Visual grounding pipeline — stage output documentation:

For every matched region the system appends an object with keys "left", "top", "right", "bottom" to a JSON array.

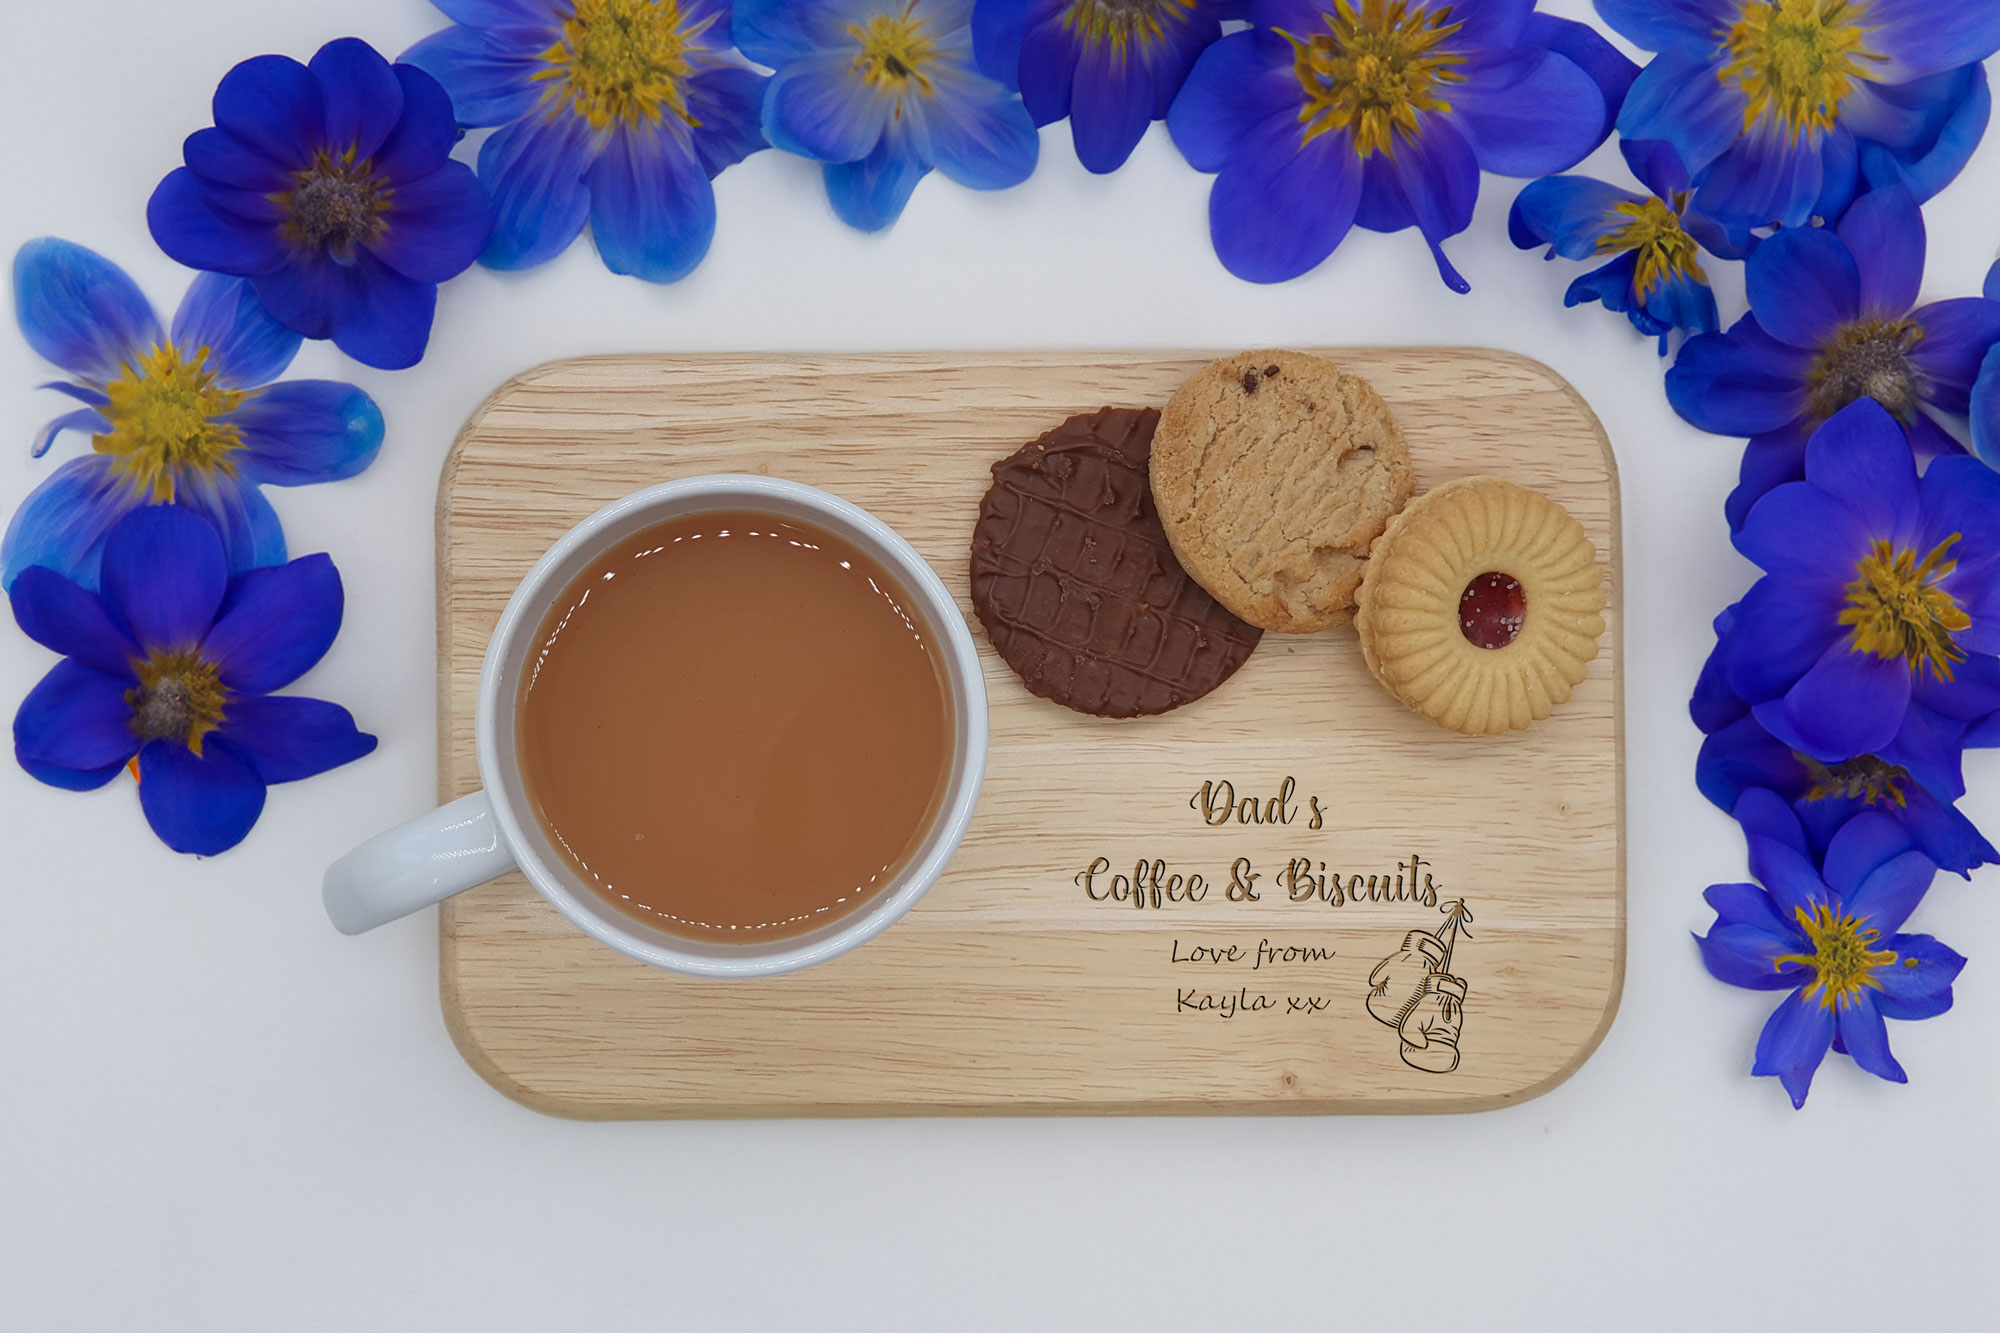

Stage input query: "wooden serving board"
[{"left": 437, "top": 350, "right": 1623, "bottom": 1118}]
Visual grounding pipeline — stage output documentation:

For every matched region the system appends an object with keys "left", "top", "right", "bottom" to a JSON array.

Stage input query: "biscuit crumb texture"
[
  {"left": 1151, "top": 350, "right": 1414, "bottom": 633},
  {"left": 1355, "top": 477, "right": 1607, "bottom": 736}
]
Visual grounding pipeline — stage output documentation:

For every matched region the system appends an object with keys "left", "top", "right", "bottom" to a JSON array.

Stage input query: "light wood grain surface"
[{"left": 436, "top": 349, "right": 1624, "bottom": 1118}]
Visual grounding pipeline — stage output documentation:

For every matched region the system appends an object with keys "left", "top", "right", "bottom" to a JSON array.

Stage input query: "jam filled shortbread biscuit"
[
  {"left": 971, "top": 407, "right": 1264, "bottom": 718},
  {"left": 1150, "top": 350, "right": 1415, "bottom": 633},
  {"left": 1355, "top": 477, "right": 1607, "bottom": 735}
]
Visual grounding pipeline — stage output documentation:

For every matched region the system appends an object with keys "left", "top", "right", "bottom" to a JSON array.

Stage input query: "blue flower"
[
  {"left": 10, "top": 506, "right": 376, "bottom": 855},
  {"left": 4, "top": 239, "right": 383, "bottom": 593},
  {"left": 1974, "top": 261, "right": 2000, "bottom": 470},
  {"left": 147, "top": 38, "right": 494, "bottom": 370},
  {"left": 970, "top": 0, "right": 1236, "bottom": 173},
  {"left": 1693, "top": 603, "right": 2000, "bottom": 876},
  {"left": 1696, "top": 793, "right": 1962, "bottom": 1108},
  {"left": 1163, "top": 1, "right": 1626, "bottom": 289},
  {"left": 735, "top": 0, "right": 1042, "bottom": 231},
  {"left": 402, "top": 0, "right": 768, "bottom": 281},
  {"left": 1665, "top": 185, "right": 2000, "bottom": 529},
  {"left": 1597, "top": 0, "right": 1999, "bottom": 237},
  {"left": 1715, "top": 398, "right": 2000, "bottom": 766},
  {"left": 1509, "top": 139, "right": 1722, "bottom": 353}
]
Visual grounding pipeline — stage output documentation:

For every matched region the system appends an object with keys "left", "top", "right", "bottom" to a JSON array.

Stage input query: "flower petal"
[
  {"left": 171, "top": 473, "right": 288, "bottom": 580},
  {"left": 1751, "top": 989, "right": 1834, "bottom": 1107},
  {"left": 399, "top": 24, "right": 544, "bottom": 127},
  {"left": 1665, "top": 316, "right": 1813, "bottom": 435},
  {"left": 1722, "top": 573, "right": 1842, "bottom": 704},
  {"left": 182, "top": 127, "right": 293, "bottom": 192},
  {"left": 1617, "top": 49, "right": 1745, "bottom": 178},
  {"left": 211, "top": 53, "right": 324, "bottom": 167},
  {"left": 12, "top": 238, "right": 161, "bottom": 382},
  {"left": 686, "top": 67, "right": 772, "bottom": 177},
  {"left": 373, "top": 63, "right": 464, "bottom": 181},
  {"left": 1834, "top": 992, "right": 1905, "bottom": 1083},
  {"left": 1746, "top": 225, "right": 1862, "bottom": 349},
  {"left": 1507, "top": 175, "right": 1640, "bottom": 260},
  {"left": 201, "top": 553, "right": 343, "bottom": 694},
  {"left": 226, "top": 381, "right": 384, "bottom": 486},
  {"left": 732, "top": 0, "right": 820, "bottom": 66},
  {"left": 1755, "top": 642, "right": 1911, "bottom": 763},
  {"left": 1747, "top": 832, "right": 1827, "bottom": 920},
  {"left": 1068, "top": 42, "right": 1156, "bottom": 174},
  {"left": 146, "top": 169, "right": 291, "bottom": 277},
  {"left": 1911, "top": 298, "right": 2000, "bottom": 410},
  {"left": 822, "top": 131, "right": 931, "bottom": 231},
  {"left": 31, "top": 408, "right": 110, "bottom": 461},
  {"left": 972, "top": 0, "right": 1031, "bottom": 89},
  {"left": 372, "top": 160, "right": 492, "bottom": 283},
  {"left": 136, "top": 735, "right": 267, "bottom": 856},
  {"left": 1873, "top": 933, "right": 1965, "bottom": 1018},
  {"left": 1859, "top": 0, "right": 2000, "bottom": 83},
  {"left": 0, "top": 455, "right": 143, "bottom": 593},
  {"left": 219, "top": 694, "right": 377, "bottom": 784},
  {"left": 9, "top": 566, "right": 138, "bottom": 677},
  {"left": 170, "top": 273, "right": 300, "bottom": 390},
  {"left": 1973, "top": 345, "right": 2000, "bottom": 469},
  {"left": 1857, "top": 64, "right": 1990, "bottom": 204},
  {"left": 1843, "top": 849, "right": 1936, "bottom": 937},
  {"left": 765, "top": 53, "right": 891, "bottom": 163},
  {"left": 1526, "top": 14, "right": 1639, "bottom": 141},
  {"left": 1733, "top": 482, "right": 1874, "bottom": 584},
  {"left": 1698, "top": 921, "right": 1810, "bottom": 991},
  {"left": 1821, "top": 809, "right": 1916, "bottom": 895},
  {"left": 1013, "top": 14, "right": 1080, "bottom": 122},
  {"left": 587, "top": 124, "right": 717, "bottom": 283},
  {"left": 1835, "top": 185, "right": 1923, "bottom": 319},
  {"left": 12, "top": 659, "right": 140, "bottom": 772},
  {"left": 476, "top": 111, "right": 596, "bottom": 271},
  {"left": 428, "top": 0, "right": 560, "bottom": 27},
  {"left": 1725, "top": 424, "right": 1811, "bottom": 534},
  {"left": 99, "top": 505, "right": 227, "bottom": 652},
  {"left": 1167, "top": 30, "right": 1299, "bottom": 175},
  {"left": 1800, "top": 399, "right": 1921, "bottom": 538},
  {"left": 1695, "top": 715, "right": 1801, "bottom": 812},
  {"left": 1452, "top": 48, "right": 1607, "bottom": 178},
  {"left": 18, "top": 751, "right": 127, "bottom": 792},
  {"left": 1705, "top": 876, "right": 1796, "bottom": 936},
  {"left": 1207, "top": 125, "right": 1361, "bottom": 285},
  {"left": 912, "top": 66, "right": 1040, "bottom": 189},
  {"left": 1358, "top": 116, "right": 1478, "bottom": 290},
  {"left": 1592, "top": 0, "right": 1733, "bottom": 54},
  {"left": 1694, "top": 122, "right": 1830, "bottom": 231},
  {"left": 329, "top": 254, "right": 438, "bottom": 371},
  {"left": 309, "top": 38, "right": 406, "bottom": 161}
]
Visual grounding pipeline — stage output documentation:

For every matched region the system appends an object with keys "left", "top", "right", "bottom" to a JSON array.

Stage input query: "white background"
[{"left": 4, "top": 2, "right": 1997, "bottom": 1328}]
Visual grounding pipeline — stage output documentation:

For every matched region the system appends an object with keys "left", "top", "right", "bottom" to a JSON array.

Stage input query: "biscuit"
[
  {"left": 1354, "top": 477, "right": 1607, "bottom": 736},
  {"left": 1150, "top": 350, "right": 1415, "bottom": 633},
  {"left": 970, "top": 407, "right": 1263, "bottom": 718}
]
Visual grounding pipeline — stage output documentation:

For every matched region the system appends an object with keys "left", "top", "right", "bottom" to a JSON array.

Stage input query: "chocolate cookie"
[
  {"left": 971, "top": 408, "right": 1263, "bottom": 718},
  {"left": 1151, "top": 350, "right": 1415, "bottom": 633}
]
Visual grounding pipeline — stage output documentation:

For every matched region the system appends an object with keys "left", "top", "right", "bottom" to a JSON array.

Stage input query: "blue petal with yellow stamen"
[
  {"left": 149, "top": 38, "right": 491, "bottom": 369},
  {"left": 1597, "top": 0, "right": 2000, "bottom": 233},
  {"left": 1168, "top": 0, "right": 1621, "bottom": 288},
  {"left": 9, "top": 507, "right": 375, "bottom": 856},
  {"left": 739, "top": 0, "right": 1037, "bottom": 231},
  {"left": 973, "top": 0, "right": 1234, "bottom": 173},
  {"left": 3, "top": 239, "right": 383, "bottom": 591},
  {"left": 405, "top": 0, "right": 769, "bottom": 275},
  {"left": 1696, "top": 799, "right": 1958, "bottom": 1109}
]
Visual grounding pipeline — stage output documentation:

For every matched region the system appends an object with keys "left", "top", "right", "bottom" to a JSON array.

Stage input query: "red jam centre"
[{"left": 1459, "top": 571, "right": 1525, "bottom": 649}]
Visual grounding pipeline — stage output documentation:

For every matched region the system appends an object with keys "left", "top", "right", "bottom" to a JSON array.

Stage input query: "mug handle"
[{"left": 322, "top": 790, "right": 519, "bottom": 934}]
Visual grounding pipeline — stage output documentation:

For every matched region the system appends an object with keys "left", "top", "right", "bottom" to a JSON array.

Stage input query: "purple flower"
[
  {"left": 1509, "top": 139, "right": 1722, "bottom": 353},
  {"left": 1665, "top": 185, "right": 2000, "bottom": 528},
  {"left": 972, "top": 0, "right": 1237, "bottom": 173},
  {"left": 1165, "top": 1, "right": 1626, "bottom": 289},
  {"left": 1717, "top": 398, "right": 2000, "bottom": 765},
  {"left": 4, "top": 239, "right": 382, "bottom": 593},
  {"left": 147, "top": 38, "right": 494, "bottom": 370},
  {"left": 1697, "top": 792, "right": 1962, "bottom": 1108},
  {"left": 402, "top": 0, "right": 767, "bottom": 281},
  {"left": 1597, "top": 0, "right": 1999, "bottom": 237},
  {"left": 736, "top": 0, "right": 1039, "bottom": 232},
  {"left": 11, "top": 506, "right": 376, "bottom": 855}
]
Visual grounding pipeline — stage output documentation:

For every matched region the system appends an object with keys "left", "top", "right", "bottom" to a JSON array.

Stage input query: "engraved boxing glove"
[
  {"left": 1366, "top": 929, "right": 1447, "bottom": 1030},
  {"left": 1397, "top": 972, "right": 1466, "bottom": 1074}
]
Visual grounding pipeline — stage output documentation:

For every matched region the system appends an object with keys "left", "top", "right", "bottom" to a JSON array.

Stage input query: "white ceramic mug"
[{"left": 322, "top": 475, "right": 989, "bottom": 977}]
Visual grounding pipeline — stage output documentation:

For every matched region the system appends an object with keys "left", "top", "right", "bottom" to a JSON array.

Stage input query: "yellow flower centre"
[
  {"left": 1719, "top": 0, "right": 1879, "bottom": 139},
  {"left": 276, "top": 149, "right": 391, "bottom": 262},
  {"left": 851, "top": 8, "right": 938, "bottom": 97},
  {"left": 537, "top": 0, "right": 704, "bottom": 130},
  {"left": 1061, "top": 0, "right": 1194, "bottom": 56},
  {"left": 1799, "top": 753, "right": 1909, "bottom": 807},
  {"left": 1773, "top": 902, "right": 1895, "bottom": 1009},
  {"left": 1840, "top": 536, "right": 1971, "bottom": 678},
  {"left": 127, "top": 649, "right": 228, "bottom": 754},
  {"left": 1808, "top": 317, "right": 1926, "bottom": 423},
  {"left": 1289, "top": 0, "right": 1465, "bottom": 158},
  {"left": 1597, "top": 196, "right": 1707, "bottom": 301},
  {"left": 95, "top": 345, "right": 245, "bottom": 504}
]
